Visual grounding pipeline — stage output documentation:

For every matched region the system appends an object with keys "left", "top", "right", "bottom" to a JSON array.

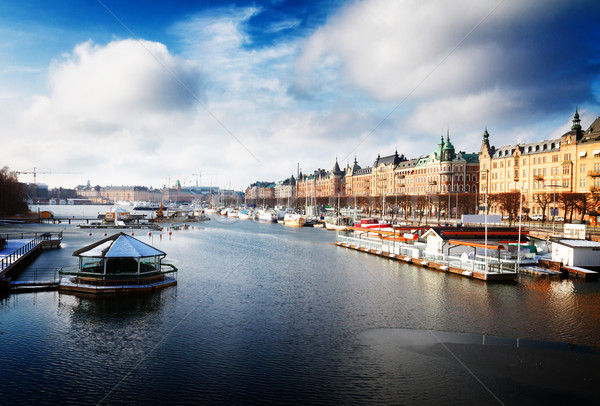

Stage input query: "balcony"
[{"left": 588, "top": 170, "right": 600, "bottom": 178}]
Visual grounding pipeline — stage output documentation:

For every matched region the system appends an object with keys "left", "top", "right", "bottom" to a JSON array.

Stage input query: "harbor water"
[{"left": 1, "top": 205, "right": 599, "bottom": 405}]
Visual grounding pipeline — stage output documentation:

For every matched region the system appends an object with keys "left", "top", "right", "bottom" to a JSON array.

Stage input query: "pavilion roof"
[{"left": 73, "top": 232, "right": 166, "bottom": 258}]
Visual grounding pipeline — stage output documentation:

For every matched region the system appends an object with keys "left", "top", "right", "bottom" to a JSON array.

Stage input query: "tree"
[
  {"left": 558, "top": 192, "right": 580, "bottom": 223},
  {"left": 533, "top": 192, "right": 553, "bottom": 222},
  {"left": 0, "top": 166, "right": 29, "bottom": 216},
  {"left": 497, "top": 192, "right": 524, "bottom": 226}
]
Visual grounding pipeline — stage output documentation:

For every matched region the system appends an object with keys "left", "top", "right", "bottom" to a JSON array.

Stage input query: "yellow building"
[{"left": 479, "top": 110, "right": 600, "bottom": 219}]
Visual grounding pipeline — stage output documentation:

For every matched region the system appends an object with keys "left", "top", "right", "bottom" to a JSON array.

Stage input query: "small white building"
[{"left": 551, "top": 239, "right": 600, "bottom": 267}]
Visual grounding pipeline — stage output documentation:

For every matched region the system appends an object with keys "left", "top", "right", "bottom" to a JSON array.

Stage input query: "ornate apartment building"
[
  {"left": 246, "top": 133, "right": 479, "bottom": 212},
  {"left": 479, "top": 110, "right": 600, "bottom": 216}
]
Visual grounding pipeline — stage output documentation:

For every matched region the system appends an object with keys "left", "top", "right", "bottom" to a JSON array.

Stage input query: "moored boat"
[
  {"left": 283, "top": 213, "right": 305, "bottom": 227},
  {"left": 358, "top": 218, "right": 392, "bottom": 229},
  {"left": 257, "top": 209, "right": 277, "bottom": 223}
]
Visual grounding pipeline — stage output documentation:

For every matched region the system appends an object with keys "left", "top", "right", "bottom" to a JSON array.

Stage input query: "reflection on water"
[{"left": 1, "top": 212, "right": 600, "bottom": 405}]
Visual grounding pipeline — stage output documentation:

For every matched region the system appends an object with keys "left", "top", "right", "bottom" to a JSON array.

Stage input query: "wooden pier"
[{"left": 0, "top": 232, "right": 63, "bottom": 291}]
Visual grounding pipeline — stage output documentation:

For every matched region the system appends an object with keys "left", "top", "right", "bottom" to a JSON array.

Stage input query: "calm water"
[{"left": 1, "top": 206, "right": 600, "bottom": 405}]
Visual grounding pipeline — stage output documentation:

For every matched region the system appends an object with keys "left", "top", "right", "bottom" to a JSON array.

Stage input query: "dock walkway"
[
  {"left": 336, "top": 233, "right": 519, "bottom": 282},
  {"left": 0, "top": 232, "right": 63, "bottom": 289}
]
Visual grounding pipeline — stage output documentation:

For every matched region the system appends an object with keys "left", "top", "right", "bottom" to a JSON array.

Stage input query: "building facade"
[{"left": 479, "top": 110, "right": 600, "bottom": 218}]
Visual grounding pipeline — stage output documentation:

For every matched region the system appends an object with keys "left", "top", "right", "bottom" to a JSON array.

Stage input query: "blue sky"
[{"left": 1, "top": 0, "right": 600, "bottom": 190}]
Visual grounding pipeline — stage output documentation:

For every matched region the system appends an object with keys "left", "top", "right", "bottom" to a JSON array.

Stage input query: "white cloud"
[{"left": 26, "top": 39, "right": 201, "bottom": 129}]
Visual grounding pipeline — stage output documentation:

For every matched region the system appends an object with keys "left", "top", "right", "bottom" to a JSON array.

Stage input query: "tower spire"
[{"left": 571, "top": 107, "right": 581, "bottom": 131}]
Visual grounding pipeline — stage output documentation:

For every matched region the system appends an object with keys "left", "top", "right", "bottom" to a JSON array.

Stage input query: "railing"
[
  {"left": 59, "top": 262, "right": 178, "bottom": 279},
  {"left": 0, "top": 231, "right": 63, "bottom": 241},
  {"left": 0, "top": 236, "right": 41, "bottom": 271},
  {"left": 9, "top": 268, "right": 62, "bottom": 285},
  {"left": 336, "top": 234, "right": 519, "bottom": 275}
]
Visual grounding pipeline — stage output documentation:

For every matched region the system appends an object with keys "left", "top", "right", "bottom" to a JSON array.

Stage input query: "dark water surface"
[{"left": 1, "top": 215, "right": 600, "bottom": 405}]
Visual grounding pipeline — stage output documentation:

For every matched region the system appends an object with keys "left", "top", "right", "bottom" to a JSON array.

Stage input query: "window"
[
  {"left": 580, "top": 164, "right": 586, "bottom": 174},
  {"left": 563, "top": 179, "right": 570, "bottom": 188},
  {"left": 543, "top": 168, "right": 547, "bottom": 176},
  {"left": 493, "top": 163, "right": 497, "bottom": 169},
  {"left": 523, "top": 158, "right": 528, "bottom": 165},
  {"left": 523, "top": 169, "right": 527, "bottom": 177},
  {"left": 543, "top": 156, "right": 547, "bottom": 163},
  {"left": 580, "top": 178, "right": 586, "bottom": 188},
  {"left": 523, "top": 181, "right": 528, "bottom": 189},
  {"left": 563, "top": 166, "right": 570, "bottom": 175},
  {"left": 564, "top": 153, "right": 571, "bottom": 161},
  {"left": 552, "top": 154, "right": 559, "bottom": 162}
]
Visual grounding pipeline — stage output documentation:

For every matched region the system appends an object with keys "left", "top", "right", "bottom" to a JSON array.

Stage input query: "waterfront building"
[
  {"left": 344, "top": 157, "right": 371, "bottom": 197},
  {"left": 479, "top": 110, "right": 600, "bottom": 220},
  {"left": 60, "top": 232, "right": 177, "bottom": 294},
  {"left": 296, "top": 160, "right": 345, "bottom": 203},
  {"left": 247, "top": 132, "right": 480, "bottom": 216}
]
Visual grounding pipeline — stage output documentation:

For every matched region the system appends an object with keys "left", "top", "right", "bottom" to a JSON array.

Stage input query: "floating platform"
[
  {"left": 336, "top": 240, "right": 517, "bottom": 282},
  {"left": 78, "top": 223, "right": 162, "bottom": 230},
  {"left": 59, "top": 275, "right": 177, "bottom": 295},
  {"left": 519, "top": 266, "right": 562, "bottom": 278}
]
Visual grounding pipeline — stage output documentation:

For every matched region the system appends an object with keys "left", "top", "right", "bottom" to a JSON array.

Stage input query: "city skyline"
[{"left": 1, "top": 0, "right": 600, "bottom": 190}]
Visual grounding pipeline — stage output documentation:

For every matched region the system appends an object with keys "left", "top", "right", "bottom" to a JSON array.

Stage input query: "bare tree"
[
  {"left": 533, "top": 192, "right": 553, "bottom": 222},
  {"left": 0, "top": 166, "right": 29, "bottom": 216},
  {"left": 497, "top": 192, "right": 523, "bottom": 226},
  {"left": 558, "top": 192, "right": 580, "bottom": 223}
]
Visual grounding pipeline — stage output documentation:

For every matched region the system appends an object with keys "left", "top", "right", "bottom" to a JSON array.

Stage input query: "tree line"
[{"left": 0, "top": 166, "right": 29, "bottom": 216}]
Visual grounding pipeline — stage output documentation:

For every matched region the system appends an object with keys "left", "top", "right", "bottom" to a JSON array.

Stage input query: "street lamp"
[{"left": 545, "top": 182, "right": 566, "bottom": 233}]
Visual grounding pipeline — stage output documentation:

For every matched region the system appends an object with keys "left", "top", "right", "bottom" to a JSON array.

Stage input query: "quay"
[
  {"left": 336, "top": 228, "right": 527, "bottom": 282},
  {"left": 0, "top": 232, "right": 63, "bottom": 291}
]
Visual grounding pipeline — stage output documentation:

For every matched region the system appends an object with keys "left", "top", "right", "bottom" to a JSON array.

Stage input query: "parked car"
[
  {"left": 554, "top": 216, "right": 564, "bottom": 222},
  {"left": 531, "top": 214, "right": 544, "bottom": 221}
]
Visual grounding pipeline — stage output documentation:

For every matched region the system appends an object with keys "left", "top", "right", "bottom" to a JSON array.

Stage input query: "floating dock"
[
  {"left": 335, "top": 234, "right": 518, "bottom": 282},
  {"left": 0, "top": 232, "right": 63, "bottom": 291}
]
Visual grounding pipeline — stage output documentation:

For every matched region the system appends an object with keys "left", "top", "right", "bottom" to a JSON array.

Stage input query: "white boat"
[
  {"left": 283, "top": 213, "right": 305, "bottom": 227},
  {"left": 257, "top": 210, "right": 277, "bottom": 223},
  {"left": 238, "top": 209, "right": 253, "bottom": 220},
  {"left": 227, "top": 209, "right": 239, "bottom": 218},
  {"left": 325, "top": 216, "right": 349, "bottom": 231}
]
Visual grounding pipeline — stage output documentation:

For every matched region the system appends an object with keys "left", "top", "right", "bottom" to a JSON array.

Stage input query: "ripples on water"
[{"left": 1, "top": 214, "right": 600, "bottom": 405}]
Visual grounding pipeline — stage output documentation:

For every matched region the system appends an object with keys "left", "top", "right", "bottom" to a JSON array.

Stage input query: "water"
[{"left": 1, "top": 206, "right": 600, "bottom": 405}]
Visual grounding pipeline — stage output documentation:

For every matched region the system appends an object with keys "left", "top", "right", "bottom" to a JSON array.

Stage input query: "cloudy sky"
[{"left": 1, "top": 0, "right": 600, "bottom": 190}]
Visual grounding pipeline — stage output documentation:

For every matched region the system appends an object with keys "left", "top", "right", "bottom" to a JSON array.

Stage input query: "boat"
[
  {"left": 357, "top": 218, "right": 392, "bottom": 229},
  {"left": 134, "top": 202, "right": 161, "bottom": 211},
  {"left": 325, "top": 216, "right": 350, "bottom": 231},
  {"left": 227, "top": 209, "right": 239, "bottom": 218},
  {"left": 238, "top": 209, "right": 253, "bottom": 220},
  {"left": 283, "top": 213, "right": 305, "bottom": 227},
  {"left": 257, "top": 209, "right": 277, "bottom": 223}
]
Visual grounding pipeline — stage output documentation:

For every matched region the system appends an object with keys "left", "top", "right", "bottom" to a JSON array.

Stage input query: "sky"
[{"left": 1, "top": 0, "right": 600, "bottom": 191}]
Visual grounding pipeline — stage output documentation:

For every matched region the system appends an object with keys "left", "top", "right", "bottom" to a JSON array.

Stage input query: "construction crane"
[
  {"left": 192, "top": 172, "right": 220, "bottom": 187},
  {"left": 16, "top": 167, "right": 81, "bottom": 184}
]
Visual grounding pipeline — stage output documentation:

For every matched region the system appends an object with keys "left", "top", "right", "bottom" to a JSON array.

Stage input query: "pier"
[
  {"left": 336, "top": 231, "right": 520, "bottom": 282},
  {"left": 0, "top": 232, "right": 63, "bottom": 291}
]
